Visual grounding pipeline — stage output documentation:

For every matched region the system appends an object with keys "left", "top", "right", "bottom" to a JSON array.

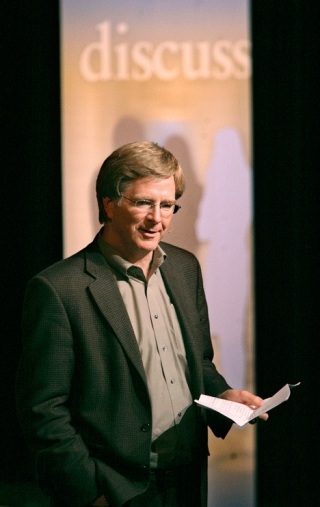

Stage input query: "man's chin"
[{"left": 137, "top": 239, "right": 160, "bottom": 252}]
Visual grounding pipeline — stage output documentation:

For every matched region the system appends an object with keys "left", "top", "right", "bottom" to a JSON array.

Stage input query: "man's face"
[{"left": 102, "top": 176, "right": 176, "bottom": 263}]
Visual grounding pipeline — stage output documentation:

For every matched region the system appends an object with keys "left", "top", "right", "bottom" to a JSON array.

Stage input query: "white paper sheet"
[{"left": 195, "top": 383, "right": 300, "bottom": 427}]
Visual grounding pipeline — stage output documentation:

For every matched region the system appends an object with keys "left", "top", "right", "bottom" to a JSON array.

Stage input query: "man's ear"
[{"left": 102, "top": 197, "right": 114, "bottom": 220}]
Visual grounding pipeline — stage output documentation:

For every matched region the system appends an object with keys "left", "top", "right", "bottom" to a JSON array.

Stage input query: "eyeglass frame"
[{"left": 119, "top": 194, "right": 181, "bottom": 215}]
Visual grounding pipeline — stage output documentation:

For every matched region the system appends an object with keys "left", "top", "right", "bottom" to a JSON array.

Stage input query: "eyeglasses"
[{"left": 120, "top": 194, "right": 181, "bottom": 216}]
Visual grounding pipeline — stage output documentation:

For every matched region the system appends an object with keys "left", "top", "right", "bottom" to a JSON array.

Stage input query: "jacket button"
[{"left": 140, "top": 423, "right": 151, "bottom": 432}]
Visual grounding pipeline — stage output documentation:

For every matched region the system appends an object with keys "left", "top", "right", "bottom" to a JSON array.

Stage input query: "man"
[{"left": 16, "top": 141, "right": 266, "bottom": 507}]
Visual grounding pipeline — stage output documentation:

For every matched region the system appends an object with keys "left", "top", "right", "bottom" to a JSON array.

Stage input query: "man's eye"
[
  {"left": 161, "top": 202, "right": 174, "bottom": 209},
  {"left": 136, "top": 200, "right": 153, "bottom": 207}
]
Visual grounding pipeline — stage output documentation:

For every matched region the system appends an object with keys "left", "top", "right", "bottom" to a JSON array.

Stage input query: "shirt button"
[
  {"left": 170, "top": 379, "right": 175, "bottom": 384},
  {"left": 162, "top": 346, "right": 168, "bottom": 352},
  {"left": 178, "top": 412, "right": 182, "bottom": 417},
  {"left": 154, "top": 315, "right": 158, "bottom": 319}
]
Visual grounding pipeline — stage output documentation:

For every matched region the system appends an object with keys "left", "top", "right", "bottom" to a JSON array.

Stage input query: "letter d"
[{"left": 79, "top": 21, "right": 112, "bottom": 81}]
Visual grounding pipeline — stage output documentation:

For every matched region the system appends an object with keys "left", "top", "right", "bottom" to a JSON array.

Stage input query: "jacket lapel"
[
  {"left": 160, "top": 258, "right": 203, "bottom": 394},
  {"left": 83, "top": 241, "right": 148, "bottom": 385}
]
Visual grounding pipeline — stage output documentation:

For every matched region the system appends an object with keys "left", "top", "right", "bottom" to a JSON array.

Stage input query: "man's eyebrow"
[{"left": 130, "top": 196, "right": 175, "bottom": 202}]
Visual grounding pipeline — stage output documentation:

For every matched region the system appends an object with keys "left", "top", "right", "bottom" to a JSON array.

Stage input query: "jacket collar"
[{"left": 83, "top": 235, "right": 147, "bottom": 385}]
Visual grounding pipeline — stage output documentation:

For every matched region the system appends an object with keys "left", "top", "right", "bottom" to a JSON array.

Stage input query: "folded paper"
[{"left": 195, "top": 383, "right": 300, "bottom": 427}]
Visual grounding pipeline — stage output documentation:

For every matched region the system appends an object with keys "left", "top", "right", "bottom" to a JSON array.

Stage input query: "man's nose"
[{"left": 146, "top": 203, "right": 162, "bottom": 220}]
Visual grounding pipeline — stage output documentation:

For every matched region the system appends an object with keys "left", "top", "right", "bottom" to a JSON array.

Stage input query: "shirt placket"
[{"left": 146, "top": 280, "right": 185, "bottom": 425}]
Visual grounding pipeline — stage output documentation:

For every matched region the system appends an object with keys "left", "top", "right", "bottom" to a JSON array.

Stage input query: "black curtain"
[
  {"left": 1, "top": 2, "right": 318, "bottom": 506},
  {"left": 1, "top": 1, "right": 62, "bottom": 480},
  {"left": 252, "top": 2, "right": 319, "bottom": 506}
]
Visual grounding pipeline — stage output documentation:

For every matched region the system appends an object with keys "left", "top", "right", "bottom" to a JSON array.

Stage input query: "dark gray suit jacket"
[{"left": 16, "top": 236, "right": 232, "bottom": 507}]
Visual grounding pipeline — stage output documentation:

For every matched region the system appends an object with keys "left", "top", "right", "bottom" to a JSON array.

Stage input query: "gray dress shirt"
[{"left": 98, "top": 235, "right": 196, "bottom": 468}]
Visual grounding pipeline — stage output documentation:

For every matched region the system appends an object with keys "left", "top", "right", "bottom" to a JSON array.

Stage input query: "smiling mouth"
[{"left": 139, "top": 228, "right": 160, "bottom": 235}]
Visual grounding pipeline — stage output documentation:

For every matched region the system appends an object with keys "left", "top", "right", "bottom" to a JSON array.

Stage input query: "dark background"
[{"left": 1, "top": 2, "right": 318, "bottom": 505}]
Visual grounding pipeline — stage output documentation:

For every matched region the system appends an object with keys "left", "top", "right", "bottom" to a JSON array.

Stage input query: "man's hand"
[{"left": 219, "top": 389, "right": 269, "bottom": 421}]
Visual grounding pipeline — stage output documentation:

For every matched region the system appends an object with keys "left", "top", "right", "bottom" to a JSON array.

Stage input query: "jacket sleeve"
[
  {"left": 16, "top": 275, "right": 99, "bottom": 507},
  {"left": 193, "top": 256, "right": 234, "bottom": 438},
  {"left": 202, "top": 360, "right": 234, "bottom": 438}
]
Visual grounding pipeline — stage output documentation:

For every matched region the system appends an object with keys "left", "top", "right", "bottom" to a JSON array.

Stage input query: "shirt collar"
[{"left": 97, "top": 232, "right": 166, "bottom": 279}]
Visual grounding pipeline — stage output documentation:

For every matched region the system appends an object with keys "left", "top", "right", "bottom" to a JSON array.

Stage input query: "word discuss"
[{"left": 79, "top": 21, "right": 251, "bottom": 82}]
